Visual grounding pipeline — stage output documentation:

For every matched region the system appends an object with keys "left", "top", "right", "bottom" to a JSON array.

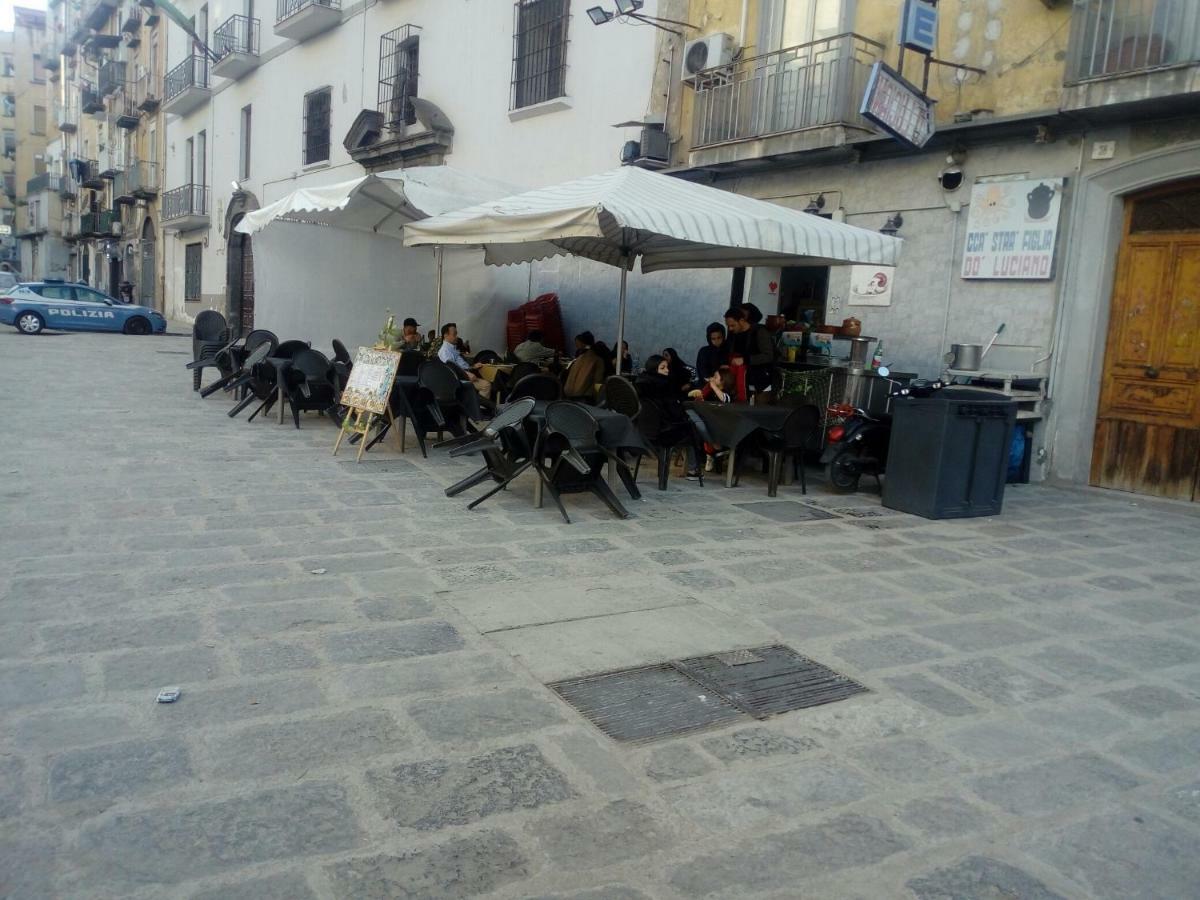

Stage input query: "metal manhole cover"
[
  {"left": 675, "top": 645, "right": 868, "bottom": 719},
  {"left": 549, "top": 665, "right": 746, "bottom": 744}
]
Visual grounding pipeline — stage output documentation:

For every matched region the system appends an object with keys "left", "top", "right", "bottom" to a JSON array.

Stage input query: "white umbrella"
[
  {"left": 236, "top": 166, "right": 521, "bottom": 327},
  {"left": 403, "top": 166, "right": 901, "bottom": 363}
]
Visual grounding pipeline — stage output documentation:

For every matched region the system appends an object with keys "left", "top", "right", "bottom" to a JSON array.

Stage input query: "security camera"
[{"left": 938, "top": 166, "right": 963, "bottom": 192}]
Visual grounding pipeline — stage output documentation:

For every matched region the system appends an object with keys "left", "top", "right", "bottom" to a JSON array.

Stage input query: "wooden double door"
[{"left": 1092, "top": 181, "right": 1200, "bottom": 500}]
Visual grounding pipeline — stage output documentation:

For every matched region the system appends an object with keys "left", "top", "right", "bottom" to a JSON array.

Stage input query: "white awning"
[
  {"left": 235, "top": 166, "right": 523, "bottom": 237},
  {"left": 403, "top": 165, "right": 901, "bottom": 272}
]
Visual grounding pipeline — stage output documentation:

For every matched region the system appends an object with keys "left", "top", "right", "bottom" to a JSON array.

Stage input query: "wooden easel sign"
[{"left": 333, "top": 348, "right": 402, "bottom": 461}]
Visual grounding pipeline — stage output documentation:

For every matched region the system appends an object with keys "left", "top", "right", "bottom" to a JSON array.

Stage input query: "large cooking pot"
[{"left": 950, "top": 343, "right": 982, "bottom": 371}]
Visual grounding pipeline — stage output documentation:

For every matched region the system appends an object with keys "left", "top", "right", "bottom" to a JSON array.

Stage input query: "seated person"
[
  {"left": 563, "top": 332, "right": 605, "bottom": 401},
  {"left": 613, "top": 340, "right": 633, "bottom": 375},
  {"left": 686, "top": 366, "right": 736, "bottom": 476},
  {"left": 635, "top": 355, "right": 674, "bottom": 401},
  {"left": 436, "top": 322, "right": 492, "bottom": 400},
  {"left": 688, "top": 366, "right": 735, "bottom": 404},
  {"left": 695, "top": 322, "right": 728, "bottom": 384},
  {"left": 398, "top": 317, "right": 423, "bottom": 351},
  {"left": 662, "top": 347, "right": 694, "bottom": 394},
  {"left": 513, "top": 329, "right": 556, "bottom": 364}
]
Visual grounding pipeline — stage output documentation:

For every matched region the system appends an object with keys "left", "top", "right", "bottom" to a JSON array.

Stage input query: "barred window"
[
  {"left": 378, "top": 26, "right": 419, "bottom": 129},
  {"left": 303, "top": 87, "right": 331, "bottom": 165},
  {"left": 185, "top": 242, "right": 202, "bottom": 301},
  {"left": 511, "top": 0, "right": 569, "bottom": 110}
]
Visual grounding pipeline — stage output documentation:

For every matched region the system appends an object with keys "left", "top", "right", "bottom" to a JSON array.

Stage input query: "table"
[
  {"left": 688, "top": 402, "right": 795, "bottom": 487},
  {"left": 477, "top": 363, "right": 515, "bottom": 383}
]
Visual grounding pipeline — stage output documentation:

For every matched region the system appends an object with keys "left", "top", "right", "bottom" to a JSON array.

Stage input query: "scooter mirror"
[{"left": 876, "top": 365, "right": 890, "bottom": 378}]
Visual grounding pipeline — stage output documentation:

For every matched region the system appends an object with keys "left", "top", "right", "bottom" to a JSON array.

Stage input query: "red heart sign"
[{"left": 768, "top": 281, "right": 778, "bottom": 293}]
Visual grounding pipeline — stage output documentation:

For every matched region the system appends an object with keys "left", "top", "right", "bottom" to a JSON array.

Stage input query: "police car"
[{"left": 0, "top": 281, "right": 167, "bottom": 336}]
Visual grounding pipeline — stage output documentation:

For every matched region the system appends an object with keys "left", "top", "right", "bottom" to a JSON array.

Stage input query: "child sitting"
[{"left": 685, "top": 367, "right": 735, "bottom": 477}]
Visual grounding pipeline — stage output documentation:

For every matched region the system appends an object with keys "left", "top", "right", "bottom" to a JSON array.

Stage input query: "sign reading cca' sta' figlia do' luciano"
[{"left": 961, "top": 178, "right": 1065, "bottom": 280}]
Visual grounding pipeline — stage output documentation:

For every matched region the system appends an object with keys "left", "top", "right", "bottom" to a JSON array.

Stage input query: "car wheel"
[
  {"left": 16, "top": 311, "right": 44, "bottom": 335},
  {"left": 124, "top": 316, "right": 151, "bottom": 335}
]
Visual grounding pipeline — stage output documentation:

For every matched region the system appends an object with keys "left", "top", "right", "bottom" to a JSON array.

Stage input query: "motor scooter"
[{"left": 820, "top": 368, "right": 943, "bottom": 493}]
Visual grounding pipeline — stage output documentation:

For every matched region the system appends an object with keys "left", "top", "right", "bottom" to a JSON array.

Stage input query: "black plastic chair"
[
  {"left": 602, "top": 375, "right": 641, "bottom": 420},
  {"left": 535, "top": 402, "right": 634, "bottom": 524},
  {"left": 210, "top": 341, "right": 273, "bottom": 404},
  {"left": 750, "top": 404, "right": 821, "bottom": 497},
  {"left": 331, "top": 339, "right": 352, "bottom": 367},
  {"left": 444, "top": 397, "right": 538, "bottom": 508},
  {"left": 473, "top": 349, "right": 502, "bottom": 364},
  {"left": 284, "top": 349, "right": 339, "bottom": 429},
  {"left": 398, "top": 350, "right": 424, "bottom": 377},
  {"left": 232, "top": 329, "right": 278, "bottom": 367},
  {"left": 637, "top": 398, "right": 704, "bottom": 490},
  {"left": 273, "top": 339, "right": 310, "bottom": 359},
  {"left": 509, "top": 373, "right": 562, "bottom": 402},
  {"left": 508, "top": 361, "right": 541, "bottom": 386},
  {"left": 201, "top": 329, "right": 279, "bottom": 399},
  {"left": 187, "top": 310, "right": 230, "bottom": 391},
  {"left": 416, "top": 360, "right": 471, "bottom": 438},
  {"left": 226, "top": 344, "right": 280, "bottom": 420}
]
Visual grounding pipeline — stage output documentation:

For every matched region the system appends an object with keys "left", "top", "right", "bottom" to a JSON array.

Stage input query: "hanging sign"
[
  {"left": 332, "top": 348, "right": 401, "bottom": 461},
  {"left": 961, "top": 178, "right": 1064, "bottom": 280},
  {"left": 860, "top": 62, "right": 935, "bottom": 149},
  {"left": 849, "top": 265, "right": 895, "bottom": 307},
  {"left": 900, "top": 0, "right": 939, "bottom": 54}
]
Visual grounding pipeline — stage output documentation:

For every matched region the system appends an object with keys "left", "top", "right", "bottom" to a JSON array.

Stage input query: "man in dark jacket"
[{"left": 724, "top": 306, "right": 776, "bottom": 395}]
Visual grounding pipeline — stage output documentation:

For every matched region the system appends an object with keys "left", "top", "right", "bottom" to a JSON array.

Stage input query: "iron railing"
[
  {"left": 1066, "top": 0, "right": 1200, "bottom": 82},
  {"left": 378, "top": 24, "right": 420, "bottom": 129},
  {"left": 690, "top": 33, "right": 883, "bottom": 149},
  {"left": 277, "top": 0, "right": 340, "bottom": 24},
  {"left": 56, "top": 95, "right": 80, "bottom": 131},
  {"left": 135, "top": 66, "right": 161, "bottom": 111},
  {"left": 81, "top": 84, "right": 105, "bottom": 114},
  {"left": 213, "top": 14, "right": 261, "bottom": 59},
  {"left": 126, "top": 160, "right": 158, "bottom": 196},
  {"left": 80, "top": 209, "right": 116, "bottom": 236},
  {"left": 163, "top": 183, "right": 208, "bottom": 220},
  {"left": 98, "top": 59, "right": 127, "bottom": 96},
  {"left": 164, "top": 56, "right": 209, "bottom": 102}
]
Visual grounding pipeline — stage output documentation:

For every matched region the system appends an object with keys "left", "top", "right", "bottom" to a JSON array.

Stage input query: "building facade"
[
  {"left": 667, "top": 0, "right": 1200, "bottom": 500},
  {"left": 21, "top": 0, "right": 167, "bottom": 303},
  {"left": 6, "top": 6, "right": 49, "bottom": 275},
  {"left": 158, "top": 0, "right": 729, "bottom": 351}
]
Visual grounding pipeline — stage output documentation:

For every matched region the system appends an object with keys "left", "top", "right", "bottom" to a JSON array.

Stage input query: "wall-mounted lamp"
[
  {"left": 586, "top": 1, "right": 697, "bottom": 35},
  {"left": 804, "top": 193, "right": 826, "bottom": 214},
  {"left": 880, "top": 213, "right": 904, "bottom": 236}
]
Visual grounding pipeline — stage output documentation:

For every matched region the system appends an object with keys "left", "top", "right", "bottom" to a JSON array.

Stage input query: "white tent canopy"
[
  {"left": 236, "top": 166, "right": 522, "bottom": 237},
  {"left": 402, "top": 165, "right": 901, "bottom": 271}
]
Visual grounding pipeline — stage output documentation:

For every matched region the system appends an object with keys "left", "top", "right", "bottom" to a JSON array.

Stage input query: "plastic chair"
[
  {"left": 602, "top": 375, "right": 641, "bottom": 419},
  {"left": 187, "top": 310, "right": 230, "bottom": 391},
  {"left": 535, "top": 402, "right": 636, "bottom": 523},
  {"left": 331, "top": 339, "right": 352, "bottom": 367},
  {"left": 752, "top": 404, "right": 821, "bottom": 497},
  {"left": 416, "top": 359, "right": 470, "bottom": 437},
  {"left": 397, "top": 350, "right": 424, "bottom": 377},
  {"left": 225, "top": 343, "right": 279, "bottom": 419},
  {"left": 444, "top": 397, "right": 537, "bottom": 508},
  {"left": 284, "top": 349, "right": 339, "bottom": 429},
  {"left": 509, "top": 373, "right": 562, "bottom": 402},
  {"left": 272, "top": 339, "right": 310, "bottom": 359}
]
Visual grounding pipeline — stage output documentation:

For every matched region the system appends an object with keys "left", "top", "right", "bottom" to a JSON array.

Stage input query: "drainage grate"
[
  {"left": 548, "top": 645, "right": 867, "bottom": 743},
  {"left": 549, "top": 665, "right": 745, "bottom": 744},
  {"left": 676, "top": 645, "right": 869, "bottom": 719}
]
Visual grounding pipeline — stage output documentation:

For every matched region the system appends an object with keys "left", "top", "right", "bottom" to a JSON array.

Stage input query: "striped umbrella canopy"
[{"left": 404, "top": 166, "right": 900, "bottom": 359}]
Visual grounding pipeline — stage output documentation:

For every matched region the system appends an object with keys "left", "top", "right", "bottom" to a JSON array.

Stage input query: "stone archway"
[
  {"left": 225, "top": 191, "right": 260, "bottom": 336},
  {"left": 1050, "top": 141, "right": 1200, "bottom": 487}
]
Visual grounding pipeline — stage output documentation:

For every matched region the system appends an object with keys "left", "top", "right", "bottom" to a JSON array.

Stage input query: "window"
[
  {"left": 32, "top": 54, "right": 44, "bottom": 83},
  {"left": 77, "top": 287, "right": 111, "bottom": 304},
  {"left": 2, "top": 130, "right": 13, "bottom": 159},
  {"left": 378, "top": 27, "right": 419, "bottom": 129},
  {"left": 185, "top": 136, "right": 194, "bottom": 185},
  {"left": 184, "top": 243, "right": 202, "bottom": 300},
  {"left": 239, "top": 105, "right": 251, "bottom": 180},
  {"left": 2, "top": 94, "right": 13, "bottom": 118},
  {"left": 511, "top": 0, "right": 569, "bottom": 110},
  {"left": 33, "top": 105, "right": 46, "bottom": 134},
  {"left": 303, "top": 87, "right": 331, "bottom": 165},
  {"left": 197, "top": 130, "right": 207, "bottom": 186},
  {"left": 36, "top": 284, "right": 73, "bottom": 300},
  {"left": 2, "top": 55, "right": 13, "bottom": 76},
  {"left": 3, "top": 173, "right": 13, "bottom": 198}
]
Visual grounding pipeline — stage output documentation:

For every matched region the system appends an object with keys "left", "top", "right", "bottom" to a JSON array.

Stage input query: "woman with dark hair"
[
  {"left": 635, "top": 354, "right": 672, "bottom": 400},
  {"left": 695, "top": 322, "right": 728, "bottom": 384},
  {"left": 612, "top": 340, "right": 634, "bottom": 375},
  {"left": 592, "top": 341, "right": 615, "bottom": 379},
  {"left": 661, "top": 347, "right": 694, "bottom": 395}
]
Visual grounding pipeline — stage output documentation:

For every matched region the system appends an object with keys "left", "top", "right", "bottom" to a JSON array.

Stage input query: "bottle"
[{"left": 871, "top": 340, "right": 884, "bottom": 370}]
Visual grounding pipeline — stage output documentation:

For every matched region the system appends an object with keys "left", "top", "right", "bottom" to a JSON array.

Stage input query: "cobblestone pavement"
[{"left": 2, "top": 331, "right": 1199, "bottom": 900}]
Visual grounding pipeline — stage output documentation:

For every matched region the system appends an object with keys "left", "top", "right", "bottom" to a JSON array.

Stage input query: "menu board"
[{"left": 340, "top": 348, "right": 400, "bottom": 414}]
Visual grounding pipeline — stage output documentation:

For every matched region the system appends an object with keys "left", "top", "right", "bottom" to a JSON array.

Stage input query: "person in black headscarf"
[
  {"left": 695, "top": 322, "right": 728, "bottom": 384},
  {"left": 661, "top": 347, "right": 694, "bottom": 395}
]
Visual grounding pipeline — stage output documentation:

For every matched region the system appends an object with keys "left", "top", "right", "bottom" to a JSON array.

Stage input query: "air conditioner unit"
[
  {"left": 682, "top": 32, "right": 736, "bottom": 84},
  {"left": 111, "top": 221, "right": 122, "bottom": 235}
]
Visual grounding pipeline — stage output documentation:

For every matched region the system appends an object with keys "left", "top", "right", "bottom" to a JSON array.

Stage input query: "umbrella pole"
[
  {"left": 434, "top": 246, "right": 445, "bottom": 331},
  {"left": 615, "top": 259, "right": 628, "bottom": 376}
]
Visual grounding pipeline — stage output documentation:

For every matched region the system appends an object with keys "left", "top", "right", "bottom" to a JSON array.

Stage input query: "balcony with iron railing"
[
  {"left": 110, "top": 84, "right": 140, "bottom": 128},
  {"left": 73, "top": 158, "right": 105, "bottom": 190},
  {"left": 163, "top": 56, "right": 210, "bottom": 116},
  {"left": 113, "top": 160, "right": 158, "bottom": 204},
  {"left": 83, "top": 0, "right": 118, "bottom": 31},
  {"left": 98, "top": 59, "right": 127, "bottom": 97},
  {"left": 135, "top": 67, "right": 161, "bottom": 113},
  {"left": 212, "top": 15, "right": 262, "bottom": 79},
  {"left": 1064, "top": 0, "right": 1200, "bottom": 109},
  {"left": 80, "top": 209, "right": 117, "bottom": 237},
  {"left": 162, "top": 183, "right": 209, "bottom": 231},
  {"left": 689, "top": 33, "right": 883, "bottom": 167},
  {"left": 57, "top": 95, "right": 80, "bottom": 133},
  {"left": 276, "top": 0, "right": 341, "bottom": 43}
]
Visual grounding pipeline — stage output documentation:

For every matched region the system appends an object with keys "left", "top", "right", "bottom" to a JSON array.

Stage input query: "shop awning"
[
  {"left": 235, "top": 166, "right": 522, "bottom": 238},
  {"left": 402, "top": 165, "right": 901, "bottom": 272}
]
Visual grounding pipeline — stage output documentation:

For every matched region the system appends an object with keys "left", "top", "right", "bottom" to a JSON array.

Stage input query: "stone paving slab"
[{"left": 2, "top": 333, "right": 1200, "bottom": 898}]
